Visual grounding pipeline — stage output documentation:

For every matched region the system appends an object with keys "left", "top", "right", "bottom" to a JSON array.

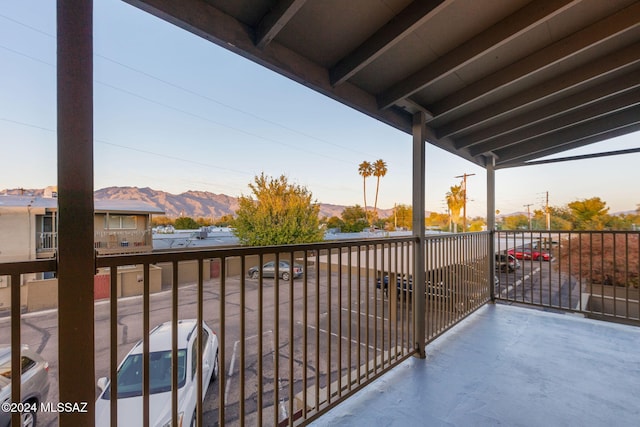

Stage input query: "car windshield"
[{"left": 102, "top": 349, "right": 186, "bottom": 399}]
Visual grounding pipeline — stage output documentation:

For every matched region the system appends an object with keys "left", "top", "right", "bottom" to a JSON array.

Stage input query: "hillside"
[{"left": 2, "top": 187, "right": 393, "bottom": 219}]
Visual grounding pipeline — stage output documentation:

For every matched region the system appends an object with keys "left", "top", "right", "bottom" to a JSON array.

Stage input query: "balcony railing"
[
  {"left": 8, "top": 229, "right": 638, "bottom": 425},
  {"left": 495, "top": 230, "right": 640, "bottom": 323},
  {"left": 36, "top": 230, "right": 153, "bottom": 255},
  {"left": 36, "top": 232, "right": 57, "bottom": 252}
]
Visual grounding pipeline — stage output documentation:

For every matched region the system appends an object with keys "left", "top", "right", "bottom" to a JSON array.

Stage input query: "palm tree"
[
  {"left": 358, "top": 161, "right": 373, "bottom": 222},
  {"left": 446, "top": 185, "right": 465, "bottom": 233},
  {"left": 372, "top": 159, "right": 387, "bottom": 217}
]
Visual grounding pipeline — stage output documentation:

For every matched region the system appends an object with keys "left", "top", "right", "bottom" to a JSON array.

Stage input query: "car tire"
[
  {"left": 250, "top": 271, "right": 259, "bottom": 279},
  {"left": 22, "top": 405, "right": 37, "bottom": 427},
  {"left": 282, "top": 272, "right": 290, "bottom": 281},
  {"left": 212, "top": 350, "right": 219, "bottom": 380}
]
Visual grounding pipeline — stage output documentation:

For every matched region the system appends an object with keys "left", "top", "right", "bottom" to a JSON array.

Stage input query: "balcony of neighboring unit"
[
  {"left": 37, "top": 230, "right": 154, "bottom": 257},
  {"left": 35, "top": 231, "right": 57, "bottom": 259},
  {"left": 93, "top": 230, "right": 153, "bottom": 255}
]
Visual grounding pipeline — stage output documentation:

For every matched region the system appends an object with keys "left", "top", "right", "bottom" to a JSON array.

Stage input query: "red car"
[{"left": 508, "top": 247, "right": 552, "bottom": 261}]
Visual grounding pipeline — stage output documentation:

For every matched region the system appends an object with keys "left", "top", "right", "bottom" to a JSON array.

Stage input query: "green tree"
[
  {"left": 196, "top": 217, "right": 212, "bottom": 227},
  {"left": 213, "top": 214, "right": 235, "bottom": 227},
  {"left": 568, "top": 197, "right": 610, "bottom": 230},
  {"left": 233, "top": 173, "right": 323, "bottom": 246},
  {"left": 341, "top": 205, "right": 369, "bottom": 232},
  {"left": 325, "top": 216, "right": 345, "bottom": 231},
  {"left": 425, "top": 211, "right": 448, "bottom": 231},
  {"left": 372, "top": 159, "right": 388, "bottom": 217},
  {"left": 358, "top": 161, "right": 373, "bottom": 222},
  {"left": 499, "top": 214, "right": 529, "bottom": 230},
  {"left": 174, "top": 216, "right": 199, "bottom": 229},
  {"left": 446, "top": 185, "right": 465, "bottom": 232},
  {"left": 391, "top": 204, "right": 412, "bottom": 230}
]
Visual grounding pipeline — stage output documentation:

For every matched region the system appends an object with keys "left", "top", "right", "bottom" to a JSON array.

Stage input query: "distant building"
[{"left": 0, "top": 193, "right": 164, "bottom": 264}]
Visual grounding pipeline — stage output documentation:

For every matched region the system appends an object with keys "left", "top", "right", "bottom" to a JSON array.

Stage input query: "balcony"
[
  {"left": 35, "top": 230, "right": 154, "bottom": 258},
  {"left": 1, "top": 230, "right": 638, "bottom": 426},
  {"left": 312, "top": 302, "right": 640, "bottom": 426},
  {"left": 93, "top": 230, "right": 153, "bottom": 255}
]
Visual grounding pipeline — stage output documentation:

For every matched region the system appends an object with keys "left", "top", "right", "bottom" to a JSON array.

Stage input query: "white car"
[
  {"left": 95, "top": 320, "right": 219, "bottom": 427},
  {"left": 0, "top": 345, "right": 50, "bottom": 427}
]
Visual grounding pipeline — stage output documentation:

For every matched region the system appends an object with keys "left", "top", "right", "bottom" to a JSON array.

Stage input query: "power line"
[{"left": 0, "top": 12, "right": 371, "bottom": 158}]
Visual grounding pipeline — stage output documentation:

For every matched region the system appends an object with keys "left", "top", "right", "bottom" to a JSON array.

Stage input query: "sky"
[{"left": 1, "top": 0, "right": 639, "bottom": 218}]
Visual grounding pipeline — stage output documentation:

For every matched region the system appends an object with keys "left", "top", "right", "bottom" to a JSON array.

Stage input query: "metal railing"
[
  {"left": 94, "top": 230, "right": 151, "bottom": 249},
  {"left": 1, "top": 237, "right": 421, "bottom": 426},
  {"left": 0, "top": 232, "right": 500, "bottom": 426},
  {"left": 36, "top": 232, "right": 57, "bottom": 251},
  {"left": 36, "top": 230, "right": 152, "bottom": 251},
  {"left": 424, "top": 232, "right": 493, "bottom": 342},
  {"left": 495, "top": 231, "right": 640, "bottom": 323}
]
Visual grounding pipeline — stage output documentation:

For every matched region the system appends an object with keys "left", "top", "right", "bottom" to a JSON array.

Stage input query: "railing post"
[
  {"left": 57, "top": 1, "right": 95, "bottom": 425},
  {"left": 412, "top": 112, "right": 427, "bottom": 358},
  {"left": 486, "top": 155, "right": 496, "bottom": 302}
]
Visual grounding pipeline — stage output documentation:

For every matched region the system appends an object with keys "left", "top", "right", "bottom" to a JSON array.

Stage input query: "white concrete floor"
[{"left": 312, "top": 303, "right": 640, "bottom": 426}]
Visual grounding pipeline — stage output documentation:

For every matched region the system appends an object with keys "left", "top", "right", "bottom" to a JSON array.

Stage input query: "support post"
[
  {"left": 57, "top": 1, "right": 95, "bottom": 424},
  {"left": 486, "top": 156, "right": 496, "bottom": 301},
  {"left": 412, "top": 112, "right": 426, "bottom": 358}
]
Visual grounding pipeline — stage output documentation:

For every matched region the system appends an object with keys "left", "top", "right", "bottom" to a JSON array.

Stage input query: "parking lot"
[{"left": 1, "top": 265, "right": 409, "bottom": 426}]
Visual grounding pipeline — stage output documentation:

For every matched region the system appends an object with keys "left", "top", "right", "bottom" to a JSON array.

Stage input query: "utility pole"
[
  {"left": 545, "top": 191, "right": 551, "bottom": 230},
  {"left": 455, "top": 173, "right": 475, "bottom": 231},
  {"left": 524, "top": 203, "right": 533, "bottom": 229}
]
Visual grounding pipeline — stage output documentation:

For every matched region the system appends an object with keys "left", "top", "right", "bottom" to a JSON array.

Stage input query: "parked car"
[
  {"left": 248, "top": 261, "right": 304, "bottom": 280},
  {"left": 377, "top": 264, "right": 497, "bottom": 303},
  {"left": 95, "top": 319, "right": 219, "bottom": 427},
  {"left": 0, "top": 345, "right": 50, "bottom": 427},
  {"left": 508, "top": 246, "right": 552, "bottom": 261},
  {"left": 495, "top": 253, "right": 520, "bottom": 272}
]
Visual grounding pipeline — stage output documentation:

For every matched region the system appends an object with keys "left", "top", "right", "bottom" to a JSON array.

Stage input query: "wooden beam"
[
  {"left": 494, "top": 105, "right": 640, "bottom": 164},
  {"left": 377, "top": 0, "right": 579, "bottom": 109},
  {"left": 469, "top": 88, "right": 640, "bottom": 156},
  {"left": 454, "top": 70, "right": 640, "bottom": 148},
  {"left": 430, "top": 2, "right": 640, "bottom": 121},
  {"left": 330, "top": 0, "right": 448, "bottom": 86},
  {"left": 255, "top": 0, "right": 308, "bottom": 49},
  {"left": 436, "top": 42, "right": 640, "bottom": 138},
  {"left": 496, "top": 124, "right": 640, "bottom": 168}
]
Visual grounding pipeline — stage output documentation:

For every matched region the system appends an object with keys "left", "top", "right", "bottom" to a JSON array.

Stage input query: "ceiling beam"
[
  {"left": 519, "top": 147, "right": 640, "bottom": 166},
  {"left": 494, "top": 105, "right": 640, "bottom": 164},
  {"left": 255, "top": 0, "right": 308, "bottom": 49},
  {"left": 496, "top": 124, "right": 640, "bottom": 168},
  {"left": 376, "top": 0, "right": 579, "bottom": 109},
  {"left": 469, "top": 88, "right": 640, "bottom": 156},
  {"left": 330, "top": 0, "right": 448, "bottom": 86},
  {"left": 455, "top": 69, "right": 640, "bottom": 149},
  {"left": 436, "top": 42, "right": 640, "bottom": 138},
  {"left": 430, "top": 2, "right": 640, "bottom": 121}
]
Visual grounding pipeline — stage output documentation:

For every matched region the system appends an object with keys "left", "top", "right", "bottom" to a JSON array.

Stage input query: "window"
[
  {"left": 190, "top": 329, "right": 209, "bottom": 380},
  {"left": 0, "top": 356, "right": 37, "bottom": 380},
  {"left": 105, "top": 215, "right": 137, "bottom": 230}
]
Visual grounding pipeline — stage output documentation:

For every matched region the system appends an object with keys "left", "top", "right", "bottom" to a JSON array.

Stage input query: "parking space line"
[
  {"left": 298, "top": 322, "right": 378, "bottom": 351},
  {"left": 501, "top": 267, "right": 541, "bottom": 297},
  {"left": 226, "top": 331, "right": 273, "bottom": 405},
  {"left": 341, "top": 306, "right": 388, "bottom": 322}
]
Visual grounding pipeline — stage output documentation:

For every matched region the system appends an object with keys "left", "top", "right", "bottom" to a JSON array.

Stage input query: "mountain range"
[{"left": 2, "top": 186, "right": 394, "bottom": 219}]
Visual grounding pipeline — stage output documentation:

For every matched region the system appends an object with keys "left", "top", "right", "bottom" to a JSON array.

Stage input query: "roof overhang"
[{"left": 124, "top": 0, "right": 640, "bottom": 169}]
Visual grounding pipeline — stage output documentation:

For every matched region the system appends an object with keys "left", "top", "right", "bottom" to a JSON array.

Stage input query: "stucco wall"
[{"left": 0, "top": 207, "right": 34, "bottom": 261}]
